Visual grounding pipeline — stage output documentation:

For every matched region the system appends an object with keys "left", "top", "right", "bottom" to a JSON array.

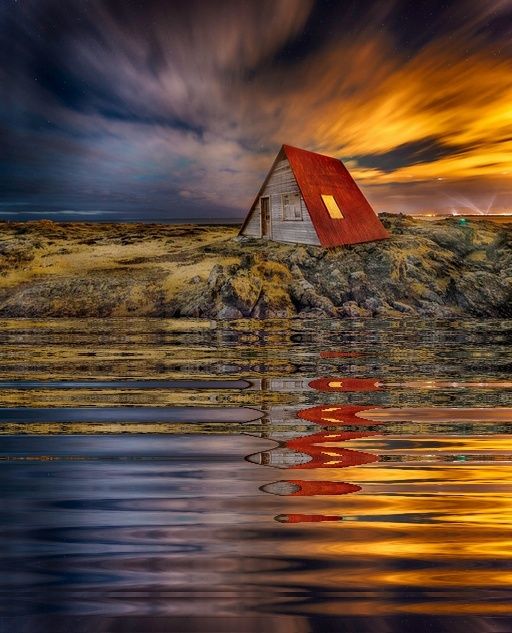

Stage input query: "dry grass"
[
  {"left": 162, "top": 257, "right": 239, "bottom": 301},
  {"left": 0, "top": 221, "right": 239, "bottom": 316},
  {"left": 0, "top": 222, "right": 236, "bottom": 289}
]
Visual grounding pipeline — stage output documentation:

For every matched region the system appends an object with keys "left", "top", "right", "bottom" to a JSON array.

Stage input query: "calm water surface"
[{"left": 0, "top": 318, "right": 511, "bottom": 632}]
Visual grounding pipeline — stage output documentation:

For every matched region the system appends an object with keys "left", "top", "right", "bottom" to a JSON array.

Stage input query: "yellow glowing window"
[{"left": 321, "top": 194, "right": 344, "bottom": 219}]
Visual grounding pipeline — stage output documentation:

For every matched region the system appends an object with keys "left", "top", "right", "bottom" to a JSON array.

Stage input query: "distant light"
[{"left": 458, "top": 218, "right": 468, "bottom": 225}]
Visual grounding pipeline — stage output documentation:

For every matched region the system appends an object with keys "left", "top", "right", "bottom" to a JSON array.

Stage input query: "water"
[{"left": 0, "top": 318, "right": 511, "bottom": 632}]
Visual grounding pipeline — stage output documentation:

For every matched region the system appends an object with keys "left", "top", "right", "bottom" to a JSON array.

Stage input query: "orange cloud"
[{"left": 252, "top": 34, "right": 512, "bottom": 191}]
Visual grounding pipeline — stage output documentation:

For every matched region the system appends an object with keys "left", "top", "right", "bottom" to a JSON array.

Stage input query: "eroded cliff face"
[{"left": 0, "top": 215, "right": 510, "bottom": 318}]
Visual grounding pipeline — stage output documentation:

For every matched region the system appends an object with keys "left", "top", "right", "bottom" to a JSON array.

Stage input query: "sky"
[{"left": 1, "top": 0, "right": 512, "bottom": 222}]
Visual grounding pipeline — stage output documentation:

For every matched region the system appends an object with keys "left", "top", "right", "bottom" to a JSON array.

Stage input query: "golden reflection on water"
[
  {"left": 294, "top": 598, "right": 512, "bottom": 616},
  {"left": 329, "top": 435, "right": 512, "bottom": 452},
  {"left": 1, "top": 318, "right": 512, "bottom": 628},
  {"left": 286, "top": 463, "right": 512, "bottom": 484}
]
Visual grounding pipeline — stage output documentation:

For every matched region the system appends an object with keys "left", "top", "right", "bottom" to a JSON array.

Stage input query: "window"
[
  {"left": 282, "top": 192, "right": 302, "bottom": 221},
  {"left": 321, "top": 194, "right": 344, "bottom": 219}
]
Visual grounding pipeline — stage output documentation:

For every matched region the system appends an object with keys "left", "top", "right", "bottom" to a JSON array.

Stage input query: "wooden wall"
[
  {"left": 241, "top": 157, "right": 320, "bottom": 245},
  {"left": 241, "top": 202, "right": 261, "bottom": 237}
]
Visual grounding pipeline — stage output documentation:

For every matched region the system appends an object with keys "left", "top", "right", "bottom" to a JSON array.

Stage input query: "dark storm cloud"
[
  {"left": 356, "top": 139, "right": 452, "bottom": 174},
  {"left": 1, "top": 0, "right": 511, "bottom": 220}
]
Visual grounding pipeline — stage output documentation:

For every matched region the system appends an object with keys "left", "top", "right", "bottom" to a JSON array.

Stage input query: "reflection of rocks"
[{"left": 0, "top": 215, "right": 510, "bottom": 318}]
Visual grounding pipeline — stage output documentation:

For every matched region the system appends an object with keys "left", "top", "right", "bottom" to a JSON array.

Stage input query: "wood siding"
[
  {"left": 241, "top": 156, "right": 320, "bottom": 245},
  {"left": 241, "top": 204, "right": 261, "bottom": 237}
]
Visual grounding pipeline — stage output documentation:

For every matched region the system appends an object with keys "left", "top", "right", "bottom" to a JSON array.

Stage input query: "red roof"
[{"left": 282, "top": 145, "right": 389, "bottom": 247}]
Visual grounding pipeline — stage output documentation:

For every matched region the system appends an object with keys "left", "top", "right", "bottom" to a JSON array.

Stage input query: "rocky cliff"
[{"left": 0, "top": 215, "right": 510, "bottom": 318}]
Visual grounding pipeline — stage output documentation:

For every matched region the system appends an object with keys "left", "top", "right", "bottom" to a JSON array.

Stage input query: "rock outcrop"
[{"left": 166, "top": 215, "right": 511, "bottom": 319}]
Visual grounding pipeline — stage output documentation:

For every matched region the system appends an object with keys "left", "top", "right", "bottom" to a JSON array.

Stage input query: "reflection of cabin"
[
  {"left": 247, "top": 377, "right": 310, "bottom": 392},
  {"left": 239, "top": 144, "right": 389, "bottom": 247}
]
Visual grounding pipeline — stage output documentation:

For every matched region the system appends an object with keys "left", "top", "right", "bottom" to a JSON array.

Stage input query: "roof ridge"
[{"left": 282, "top": 144, "right": 341, "bottom": 162}]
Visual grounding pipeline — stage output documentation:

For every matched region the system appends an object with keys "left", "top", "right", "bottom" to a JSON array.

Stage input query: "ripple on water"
[{"left": 1, "top": 318, "right": 512, "bottom": 631}]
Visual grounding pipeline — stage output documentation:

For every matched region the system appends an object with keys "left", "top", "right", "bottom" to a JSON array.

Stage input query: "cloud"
[{"left": 1, "top": 0, "right": 511, "bottom": 218}]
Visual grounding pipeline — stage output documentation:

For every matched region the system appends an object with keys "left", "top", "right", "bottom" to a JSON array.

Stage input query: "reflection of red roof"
[
  {"left": 289, "top": 448, "right": 377, "bottom": 469},
  {"left": 275, "top": 513, "right": 343, "bottom": 523},
  {"left": 283, "top": 145, "right": 390, "bottom": 247},
  {"left": 262, "top": 479, "right": 361, "bottom": 496},
  {"left": 309, "top": 377, "right": 382, "bottom": 392},
  {"left": 297, "top": 405, "right": 378, "bottom": 425},
  {"left": 284, "top": 430, "right": 379, "bottom": 469},
  {"left": 285, "top": 430, "right": 377, "bottom": 449}
]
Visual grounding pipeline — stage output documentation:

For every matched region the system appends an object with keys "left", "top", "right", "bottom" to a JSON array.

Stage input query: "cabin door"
[{"left": 260, "top": 197, "right": 271, "bottom": 238}]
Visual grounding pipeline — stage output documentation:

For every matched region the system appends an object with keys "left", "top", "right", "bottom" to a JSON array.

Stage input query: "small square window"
[
  {"left": 321, "top": 194, "right": 344, "bottom": 219},
  {"left": 282, "top": 193, "right": 302, "bottom": 221}
]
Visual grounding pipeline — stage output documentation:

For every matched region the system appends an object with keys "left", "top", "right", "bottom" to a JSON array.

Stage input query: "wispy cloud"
[{"left": 1, "top": 0, "right": 511, "bottom": 218}]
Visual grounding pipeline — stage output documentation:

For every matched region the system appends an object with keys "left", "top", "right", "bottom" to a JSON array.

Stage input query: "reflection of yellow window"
[{"left": 321, "top": 194, "right": 344, "bottom": 219}]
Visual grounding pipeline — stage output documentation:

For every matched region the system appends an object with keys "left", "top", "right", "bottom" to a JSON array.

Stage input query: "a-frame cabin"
[{"left": 239, "top": 145, "right": 389, "bottom": 247}]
